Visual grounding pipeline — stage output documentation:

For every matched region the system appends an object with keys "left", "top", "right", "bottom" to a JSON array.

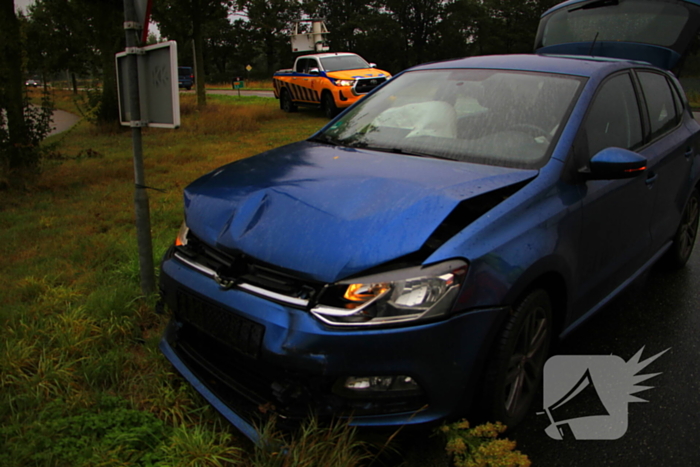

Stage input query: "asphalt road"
[
  {"left": 188, "top": 89, "right": 276, "bottom": 98},
  {"left": 48, "top": 109, "right": 80, "bottom": 135},
  {"left": 509, "top": 248, "right": 700, "bottom": 466}
]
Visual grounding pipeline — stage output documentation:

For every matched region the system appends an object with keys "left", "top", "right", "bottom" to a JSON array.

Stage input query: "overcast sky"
[{"left": 15, "top": 0, "right": 35, "bottom": 14}]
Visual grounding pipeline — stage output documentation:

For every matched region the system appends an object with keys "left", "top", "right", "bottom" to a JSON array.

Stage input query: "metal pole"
[{"left": 123, "top": 0, "right": 156, "bottom": 295}]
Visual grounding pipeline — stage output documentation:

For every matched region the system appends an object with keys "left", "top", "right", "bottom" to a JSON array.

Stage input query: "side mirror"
[
  {"left": 309, "top": 67, "right": 320, "bottom": 75},
  {"left": 369, "top": 63, "right": 377, "bottom": 68},
  {"left": 584, "top": 147, "right": 647, "bottom": 180}
]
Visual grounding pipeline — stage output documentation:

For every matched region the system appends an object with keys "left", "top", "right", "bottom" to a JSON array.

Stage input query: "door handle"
[
  {"left": 645, "top": 172, "right": 658, "bottom": 186},
  {"left": 685, "top": 147, "right": 694, "bottom": 158}
]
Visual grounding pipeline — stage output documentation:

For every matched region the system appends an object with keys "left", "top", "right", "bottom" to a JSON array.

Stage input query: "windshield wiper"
[
  {"left": 308, "top": 135, "right": 340, "bottom": 146},
  {"left": 346, "top": 142, "right": 456, "bottom": 160},
  {"left": 569, "top": 0, "right": 618, "bottom": 13}
]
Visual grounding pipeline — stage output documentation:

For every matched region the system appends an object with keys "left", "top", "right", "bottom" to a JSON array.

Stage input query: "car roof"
[
  {"left": 408, "top": 53, "right": 654, "bottom": 79},
  {"left": 300, "top": 53, "right": 358, "bottom": 59}
]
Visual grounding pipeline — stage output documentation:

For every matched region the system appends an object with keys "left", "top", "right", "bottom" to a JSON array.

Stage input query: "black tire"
[
  {"left": 664, "top": 189, "right": 700, "bottom": 269},
  {"left": 484, "top": 289, "right": 552, "bottom": 428},
  {"left": 185, "top": 86, "right": 191, "bottom": 91},
  {"left": 322, "top": 92, "right": 338, "bottom": 119},
  {"left": 280, "top": 89, "right": 297, "bottom": 113}
]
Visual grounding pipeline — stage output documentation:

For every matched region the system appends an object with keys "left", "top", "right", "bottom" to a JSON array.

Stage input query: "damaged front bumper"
[{"left": 159, "top": 253, "right": 508, "bottom": 443}]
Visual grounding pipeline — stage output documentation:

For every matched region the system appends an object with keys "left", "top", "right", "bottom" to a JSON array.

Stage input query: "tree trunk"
[
  {"left": 193, "top": 0, "right": 206, "bottom": 107},
  {"left": 98, "top": 46, "right": 120, "bottom": 123},
  {"left": 0, "top": 0, "right": 34, "bottom": 183}
]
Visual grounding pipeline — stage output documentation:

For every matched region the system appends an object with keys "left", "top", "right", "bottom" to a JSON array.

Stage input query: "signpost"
[
  {"left": 232, "top": 77, "right": 244, "bottom": 97},
  {"left": 117, "top": 0, "right": 180, "bottom": 296}
]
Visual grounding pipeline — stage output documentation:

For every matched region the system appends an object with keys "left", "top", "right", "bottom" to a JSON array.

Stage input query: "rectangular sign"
[{"left": 116, "top": 41, "right": 180, "bottom": 129}]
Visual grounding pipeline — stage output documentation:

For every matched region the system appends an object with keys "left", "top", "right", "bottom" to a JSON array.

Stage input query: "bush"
[
  {"left": 0, "top": 89, "right": 53, "bottom": 187},
  {"left": 439, "top": 420, "right": 531, "bottom": 467}
]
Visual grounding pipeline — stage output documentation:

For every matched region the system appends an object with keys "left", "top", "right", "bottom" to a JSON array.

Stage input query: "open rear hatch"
[{"left": 535, "top": 0, "right": 700, "bottom": 71}]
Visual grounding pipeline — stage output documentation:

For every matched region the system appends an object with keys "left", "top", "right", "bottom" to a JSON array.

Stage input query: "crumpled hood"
[{"left": 184, "top": 141, "right": 537, "bottom": 283}]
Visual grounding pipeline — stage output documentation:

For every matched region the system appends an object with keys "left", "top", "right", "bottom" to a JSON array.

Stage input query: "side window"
[
  {"left": 669, "top": 78, "right": 685, "bottom": 121},
  {"left": 638, "top": 71, "right": 678, "bottom": 140},
  {"left": 308, "top": 59, "right": 320, "bottom": 72},
  {"left": 581, "top": 73, "right": 643, "bottom": 162},
  {"left": 296, "top": 59, "right": 308, "bottom": 73}
]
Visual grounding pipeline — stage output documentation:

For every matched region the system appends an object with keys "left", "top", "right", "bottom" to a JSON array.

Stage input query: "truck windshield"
[
  {"left": 320, "top": 55, "right": 370, "bottom": 72},
  {"left": 315, "top": 69, "right": 583, "bottom": 169}
]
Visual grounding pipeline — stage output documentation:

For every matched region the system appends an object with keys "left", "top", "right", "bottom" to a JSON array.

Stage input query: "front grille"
[
  {"left": 175, "top": 289, "right": 264, "bottom": 358},
  {"left": 170, "top": 320, "right": 339, "bottom": 428},
  {"left": 355, "top": 77, "right": 387, "bottom": 94},
  {"left": 176, "top": 234, "right": 322, "bottom": 307}
]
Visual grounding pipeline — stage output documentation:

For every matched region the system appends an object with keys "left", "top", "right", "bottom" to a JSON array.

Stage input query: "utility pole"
[{"left": 123, "top": 0, "right": 155, "bottom": 295}]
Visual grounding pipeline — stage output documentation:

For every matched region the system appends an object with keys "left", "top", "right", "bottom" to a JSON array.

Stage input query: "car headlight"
[
  {"left": 335, "top": 79, "right": 355, "bottom": 87},
  {"left": 311, "top": 260, "right": 467, "bottom": 326}
]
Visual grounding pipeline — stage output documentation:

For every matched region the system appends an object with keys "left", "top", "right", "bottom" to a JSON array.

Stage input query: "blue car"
[
  {"left": 159, "top": 0, "right": 700, "bottom": 441},
  {"left": 178, "top": 66, "right": 194, "bottom": 91}
]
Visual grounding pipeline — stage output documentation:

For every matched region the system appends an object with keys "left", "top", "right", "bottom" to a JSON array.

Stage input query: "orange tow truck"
[{"left": 273, "top": 52, "right": 391, "bottom": 118}]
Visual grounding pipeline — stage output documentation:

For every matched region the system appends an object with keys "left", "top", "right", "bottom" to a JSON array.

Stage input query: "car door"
[
  {"left": 573, "top": 71, "right": 655, "bottom": 316},
  {"left": 297, "top": 58, "right": 321, "bottom": 104},
  {"left": 635, "top": 70, "right": 698, "bottom": 253}
]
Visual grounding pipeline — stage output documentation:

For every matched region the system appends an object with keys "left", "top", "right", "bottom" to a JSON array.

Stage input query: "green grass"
[
  {"left": 207, "top": 79, "right": 274, "bottom": 91},
  {"left": 0, "top": 90, "right": 334, "bottom": 466}
]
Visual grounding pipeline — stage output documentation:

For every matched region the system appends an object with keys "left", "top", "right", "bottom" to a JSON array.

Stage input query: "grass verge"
[{"left": 0, "top": 90, "right": 328, "bottom": 466}]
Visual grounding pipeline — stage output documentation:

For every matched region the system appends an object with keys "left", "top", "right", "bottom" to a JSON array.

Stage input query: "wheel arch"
[
  {"left": 501, "top": 259, "right": 571, "bottom": 338},
  {"left": 513, "top": 272, "right": 568, "bottom": 339}
]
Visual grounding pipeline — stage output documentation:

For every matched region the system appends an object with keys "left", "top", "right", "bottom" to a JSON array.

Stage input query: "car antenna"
[{"left": 589, "top": 32, "right": 599, "bottom": 57}]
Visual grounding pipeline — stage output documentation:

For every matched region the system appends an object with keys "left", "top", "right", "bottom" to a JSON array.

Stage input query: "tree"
[
  {"left": 236, "top": 0, "right": 301, "bottom": 76},
  {"left": 301, "top": 0, "right": 398, "bottom": 71},
  {"left": 204, "top": 17, "right": 255, "bottom": 82},
  {"left": 384, "top": 0, "right": 445, "bottom": 67},
  {"left": 26, "top": 0, "right": 91, "bottom": 94},
  {"left": 476, "top": 0, "right": 559, "bottom": 55},
  {"left": 0, "top": 0, "right": 52, "bottom": 187},
  {"left": 25, "top": 0, "right": 124, "bottom": 123},
  {"left": 431, "top": 0, "right": 482, "bottom": 61},
  {"left": 152, "top": 0, "right": 233, "bottom": 106},
  {"left": 75, "top": 0, "right": 124, "bottom": 123}
]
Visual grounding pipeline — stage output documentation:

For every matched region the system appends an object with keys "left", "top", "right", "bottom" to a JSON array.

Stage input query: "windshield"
[
  {"left": 539, "top": 0, "right": 690, "bottom": 48},
  {"left": 316, "top": 69, "right": 583, "bottom": 169},
  {"left": 320, "top": 55, "right": 371, "bottom": 72}
]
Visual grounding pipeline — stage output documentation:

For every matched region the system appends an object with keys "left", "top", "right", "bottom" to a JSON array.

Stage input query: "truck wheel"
[
  {"left": 280, "top": 89, "right": 297, "bottom": 113},
  {"left": 322, "top": 92, "right": 338, "bottom": 119}
]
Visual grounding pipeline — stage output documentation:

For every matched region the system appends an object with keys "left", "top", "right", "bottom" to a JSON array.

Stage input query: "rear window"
[
  {"left": 539, "top": 0, "right": 689, "bottom": 48},
  {"left": 179, "top": 67, "right": 193, "bottom": 77},
  {"left": 637, "top": 71, "right": 680, "bottom": 139}
]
